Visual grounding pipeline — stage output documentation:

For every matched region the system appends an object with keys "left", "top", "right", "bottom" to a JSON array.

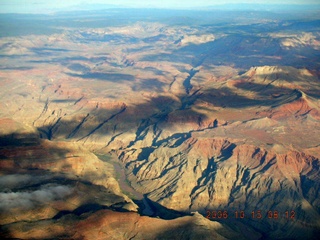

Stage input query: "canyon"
[{"left": 0, "top": 7, "right": 320, "bottom": 240}]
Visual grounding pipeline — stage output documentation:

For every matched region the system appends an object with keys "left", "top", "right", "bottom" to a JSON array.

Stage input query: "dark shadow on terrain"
[
  {"left": 0, "top": 133, "right": 40, "bottom": 147},
  {"left": 142, "top": 66, "right": 167, "bottom": 76},
  {"left": 0, "top": 132, "right": 135, "bottom": 209},
  {"left": 234, "top": 80, "right": 320, "bottom": 100},
  {"left": 183, "top": 68, "right": 199, "bottom": 94},
  {"left": 30, "top": 47, "right": 71, "bottom": 57},
  {"left": 53, "top": 202, "right": 133, "bottom": 220},
  {"left": 200, "top": 86, "right": 270, "bottom": 108},
  {"left": 30, "top": 76, "right": 320, "bottom": 143},
  {"left": 301, "top": 175, "right": 320, "bottom": 213},
  {"left": 0, "top": 66, "right": 34, "bottom": 71},
  {"left": 285, "top": 19, "right": 320, "bottom": 31},
  {"left": 141, "top": 52, "right": 194, "bottom": 65},
  {"left": 141, "top": 33, "right": 282, "bottom": 67},
  {"left": 30, "top": 47, "right": 70, "bottom": 52},
  {"left": 28, "top": 56, "right": 109, "bottom": 64},
  {"left": 77, "top": 33, "right": 139, "bottom": 44},
  {"left": 1, "top": 122, "right": 320, "bottom": 240},
  {"left": 35, "top": 95, "right": 179, "bottom": 141},
  {"left": 0, "top": 54, "right": 31, "bottom": 58},
  {"left": 0, "top": 132, "right": 215, "bottom": 238},
  {"left": 132, "top": 78, "right": 166, "bottom": 91},
  {"left": 1, "top": 135, "right": 192, "bottom": 223},
  {"left": 66, "top": 72, "right": 135, "bottom": 82},
  {"left": 0, "top": 136, "right": 71, "bottom": 171},
  {"left": 141, "top": 32, "right": 320, "bottom": 68},
  {"left": 142, "top": 34, "right": 167, "bottom": 43},
  {"left": 235, "top": 80, "right": 292, "bottom": 96},
  {"left": 134, "top": 196, "right": 190, "bottom": 219},
  {"left": 67, "top": 63, "right": 91, "bottom": 72}
]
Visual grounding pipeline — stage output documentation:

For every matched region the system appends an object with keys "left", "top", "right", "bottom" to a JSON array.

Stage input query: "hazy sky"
[{"left": 1, "top": 0, "right": 320, "bottom": 13}]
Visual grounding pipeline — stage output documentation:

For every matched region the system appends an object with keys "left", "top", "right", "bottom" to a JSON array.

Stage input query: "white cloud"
[
  {"left": 0, "top": 174, "right": 33, "bottom": 190},
  {"left": 0, "top": 184, "right": 73, "bottom": 211}
]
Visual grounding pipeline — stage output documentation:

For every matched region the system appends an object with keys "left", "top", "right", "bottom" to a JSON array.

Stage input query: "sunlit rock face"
[{"left": 1, "top": 6, "right": 320, "bottom": 240}]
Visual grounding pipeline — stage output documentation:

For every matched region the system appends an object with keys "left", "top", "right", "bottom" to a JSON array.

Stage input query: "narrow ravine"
[{"left": 182, "top": 68, "right": 199, "bottom": 94}]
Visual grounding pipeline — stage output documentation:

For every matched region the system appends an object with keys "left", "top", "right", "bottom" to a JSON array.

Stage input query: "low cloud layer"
[
  {"left": 0, "top": 174, "right": 34, "bottom": 190},
  {"left": 0, "top": 184, "right": 73, "bottom": 211}
]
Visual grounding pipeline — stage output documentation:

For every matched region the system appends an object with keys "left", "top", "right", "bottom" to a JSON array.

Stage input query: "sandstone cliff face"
[{"left": 118, "top": 135, "right": 320, "bottom": 239}]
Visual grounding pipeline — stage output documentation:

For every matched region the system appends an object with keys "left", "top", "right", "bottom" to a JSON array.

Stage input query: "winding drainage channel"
[{"left": 97, "top": 154, "right": 154, "bottom": 216}]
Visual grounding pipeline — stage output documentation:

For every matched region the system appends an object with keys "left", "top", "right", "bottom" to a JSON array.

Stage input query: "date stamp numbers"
[
  {"left": 206, "top": 210, "right": 228, "bottom": 219},
  {"left": 205, "top": 210, "right": 295, "bottom": 220}
]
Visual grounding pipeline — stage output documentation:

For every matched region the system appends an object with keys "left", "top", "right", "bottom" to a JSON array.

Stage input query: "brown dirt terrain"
[{"left": 1, "top": 14, "right": 320, "bottom": 239}]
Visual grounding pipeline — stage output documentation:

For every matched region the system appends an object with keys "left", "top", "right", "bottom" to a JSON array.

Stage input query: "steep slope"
[
  {"left": 270, "top": 89, "right": 320, "bottom": 120},
  {"left": 0, "top": 119, "right": 138, "bottom": 226},
  {"left": 119, "top": 136, "right": 320, "bottom": 240},
  {"left": 1, "top": 210, "right": 254, "bottom": 240}
]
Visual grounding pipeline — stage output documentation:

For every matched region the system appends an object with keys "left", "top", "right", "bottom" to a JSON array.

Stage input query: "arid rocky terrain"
[{"left": 0, "top": 7, "right": 320, "bottom": 240}]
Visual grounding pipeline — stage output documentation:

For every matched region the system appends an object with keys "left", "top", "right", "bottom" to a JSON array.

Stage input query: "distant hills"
[{"left": 1, "top": 2, "right": 320, "bottom": 14}]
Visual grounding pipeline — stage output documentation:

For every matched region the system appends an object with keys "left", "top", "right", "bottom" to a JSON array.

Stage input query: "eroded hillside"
[{"left": 1, "top": 9, "right": 320, "bottom": 240}]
